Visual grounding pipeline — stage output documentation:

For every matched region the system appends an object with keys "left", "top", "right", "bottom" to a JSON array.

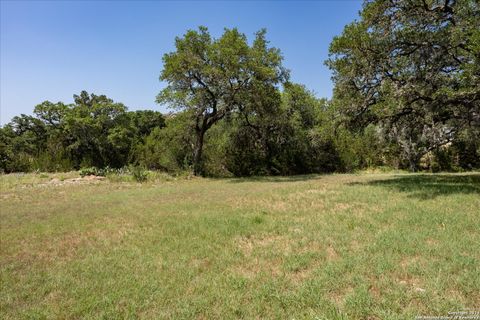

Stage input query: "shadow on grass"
[
  {"left": 350, "top": 173, "right": 480, "bottom": 200},
  {"left": 227, "top": 174, "right": 322, "bottom": 183}
]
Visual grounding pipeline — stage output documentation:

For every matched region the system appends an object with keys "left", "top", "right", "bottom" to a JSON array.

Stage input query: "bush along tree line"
[{"left": 1, "top": 0, "right": 479, "bottom": 176}]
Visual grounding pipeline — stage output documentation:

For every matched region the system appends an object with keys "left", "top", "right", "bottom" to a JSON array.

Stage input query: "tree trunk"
[
  {"left": 409, "top": 159, "right": 418, "bottom": 172},
  {"left": 193, "top": 129, "right": 205, "bottom": 176}
]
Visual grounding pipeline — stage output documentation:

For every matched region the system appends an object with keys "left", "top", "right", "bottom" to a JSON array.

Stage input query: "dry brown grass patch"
[
  {"left": 326, "top": 245, "right": 339, "bottom": 261},
  {"left": 329, "top": 286, "right": 354, "bottom": 309},
  {"left": 229, "top": 257, "right": 283, "bottom": 279},
  {"left": 334, "top": 203, "right": 351, "bottom": 212},
  {"left": 425, "top": 238, "right": 439, "bottom": 247},
  {"left": 236, "top": 234, "right": 291, "bottom": 256},
  {"left": 5, "top": 219, "right": 133, "bottom": 265},
  {"left": 191, "top": 258, "right": 212, "bottom": 272}
]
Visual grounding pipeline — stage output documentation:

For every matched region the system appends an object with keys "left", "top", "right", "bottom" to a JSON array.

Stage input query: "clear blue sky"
[{"left": 0, "top": 0, "right": 362, "bottom": 124}]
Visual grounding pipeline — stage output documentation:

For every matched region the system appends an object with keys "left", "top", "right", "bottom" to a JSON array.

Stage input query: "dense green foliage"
[
  {"left": 2, "top": 1, "right": 479, "bottom": 175},
  {"left": 0, "top": 91, "right": 165, "bottom": 172},
  {"left": 327, "top": 0, "right": 480, "bottom": 171},
  {"left": 157, "top": 27, "right": 288, "bottom": 175}
]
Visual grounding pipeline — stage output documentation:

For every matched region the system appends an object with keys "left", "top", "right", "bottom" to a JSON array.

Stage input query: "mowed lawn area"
[{"left": 1, "top": 173, "right": 479, "bottom": 319}]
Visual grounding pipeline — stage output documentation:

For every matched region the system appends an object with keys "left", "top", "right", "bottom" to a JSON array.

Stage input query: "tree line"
[{"left": 1, "top": 0, "right": 479, "bottom": 176}]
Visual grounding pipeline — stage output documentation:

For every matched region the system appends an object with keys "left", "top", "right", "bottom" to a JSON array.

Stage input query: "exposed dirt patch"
[
  {"left": 326, "top": 245, "right": 339, "bottom": 261},
  {"left": 41, "top": 175, "right": 105, "bottom": 187}
]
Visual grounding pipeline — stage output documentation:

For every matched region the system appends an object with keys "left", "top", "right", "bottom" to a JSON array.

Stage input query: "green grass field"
[{"left": 1, "top": 172, "right": 479, "bottom": 319}]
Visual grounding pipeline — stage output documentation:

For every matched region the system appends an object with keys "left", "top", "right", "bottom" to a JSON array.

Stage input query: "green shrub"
[
  {"left": 105, "top": 173, "right": 132, "bottom": 183},
  {"left": 129, "top": 166, "right": 149, "bottom": 182},
  {"left": 79, "top": 167, "right": 98, "bottom": 177}
]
